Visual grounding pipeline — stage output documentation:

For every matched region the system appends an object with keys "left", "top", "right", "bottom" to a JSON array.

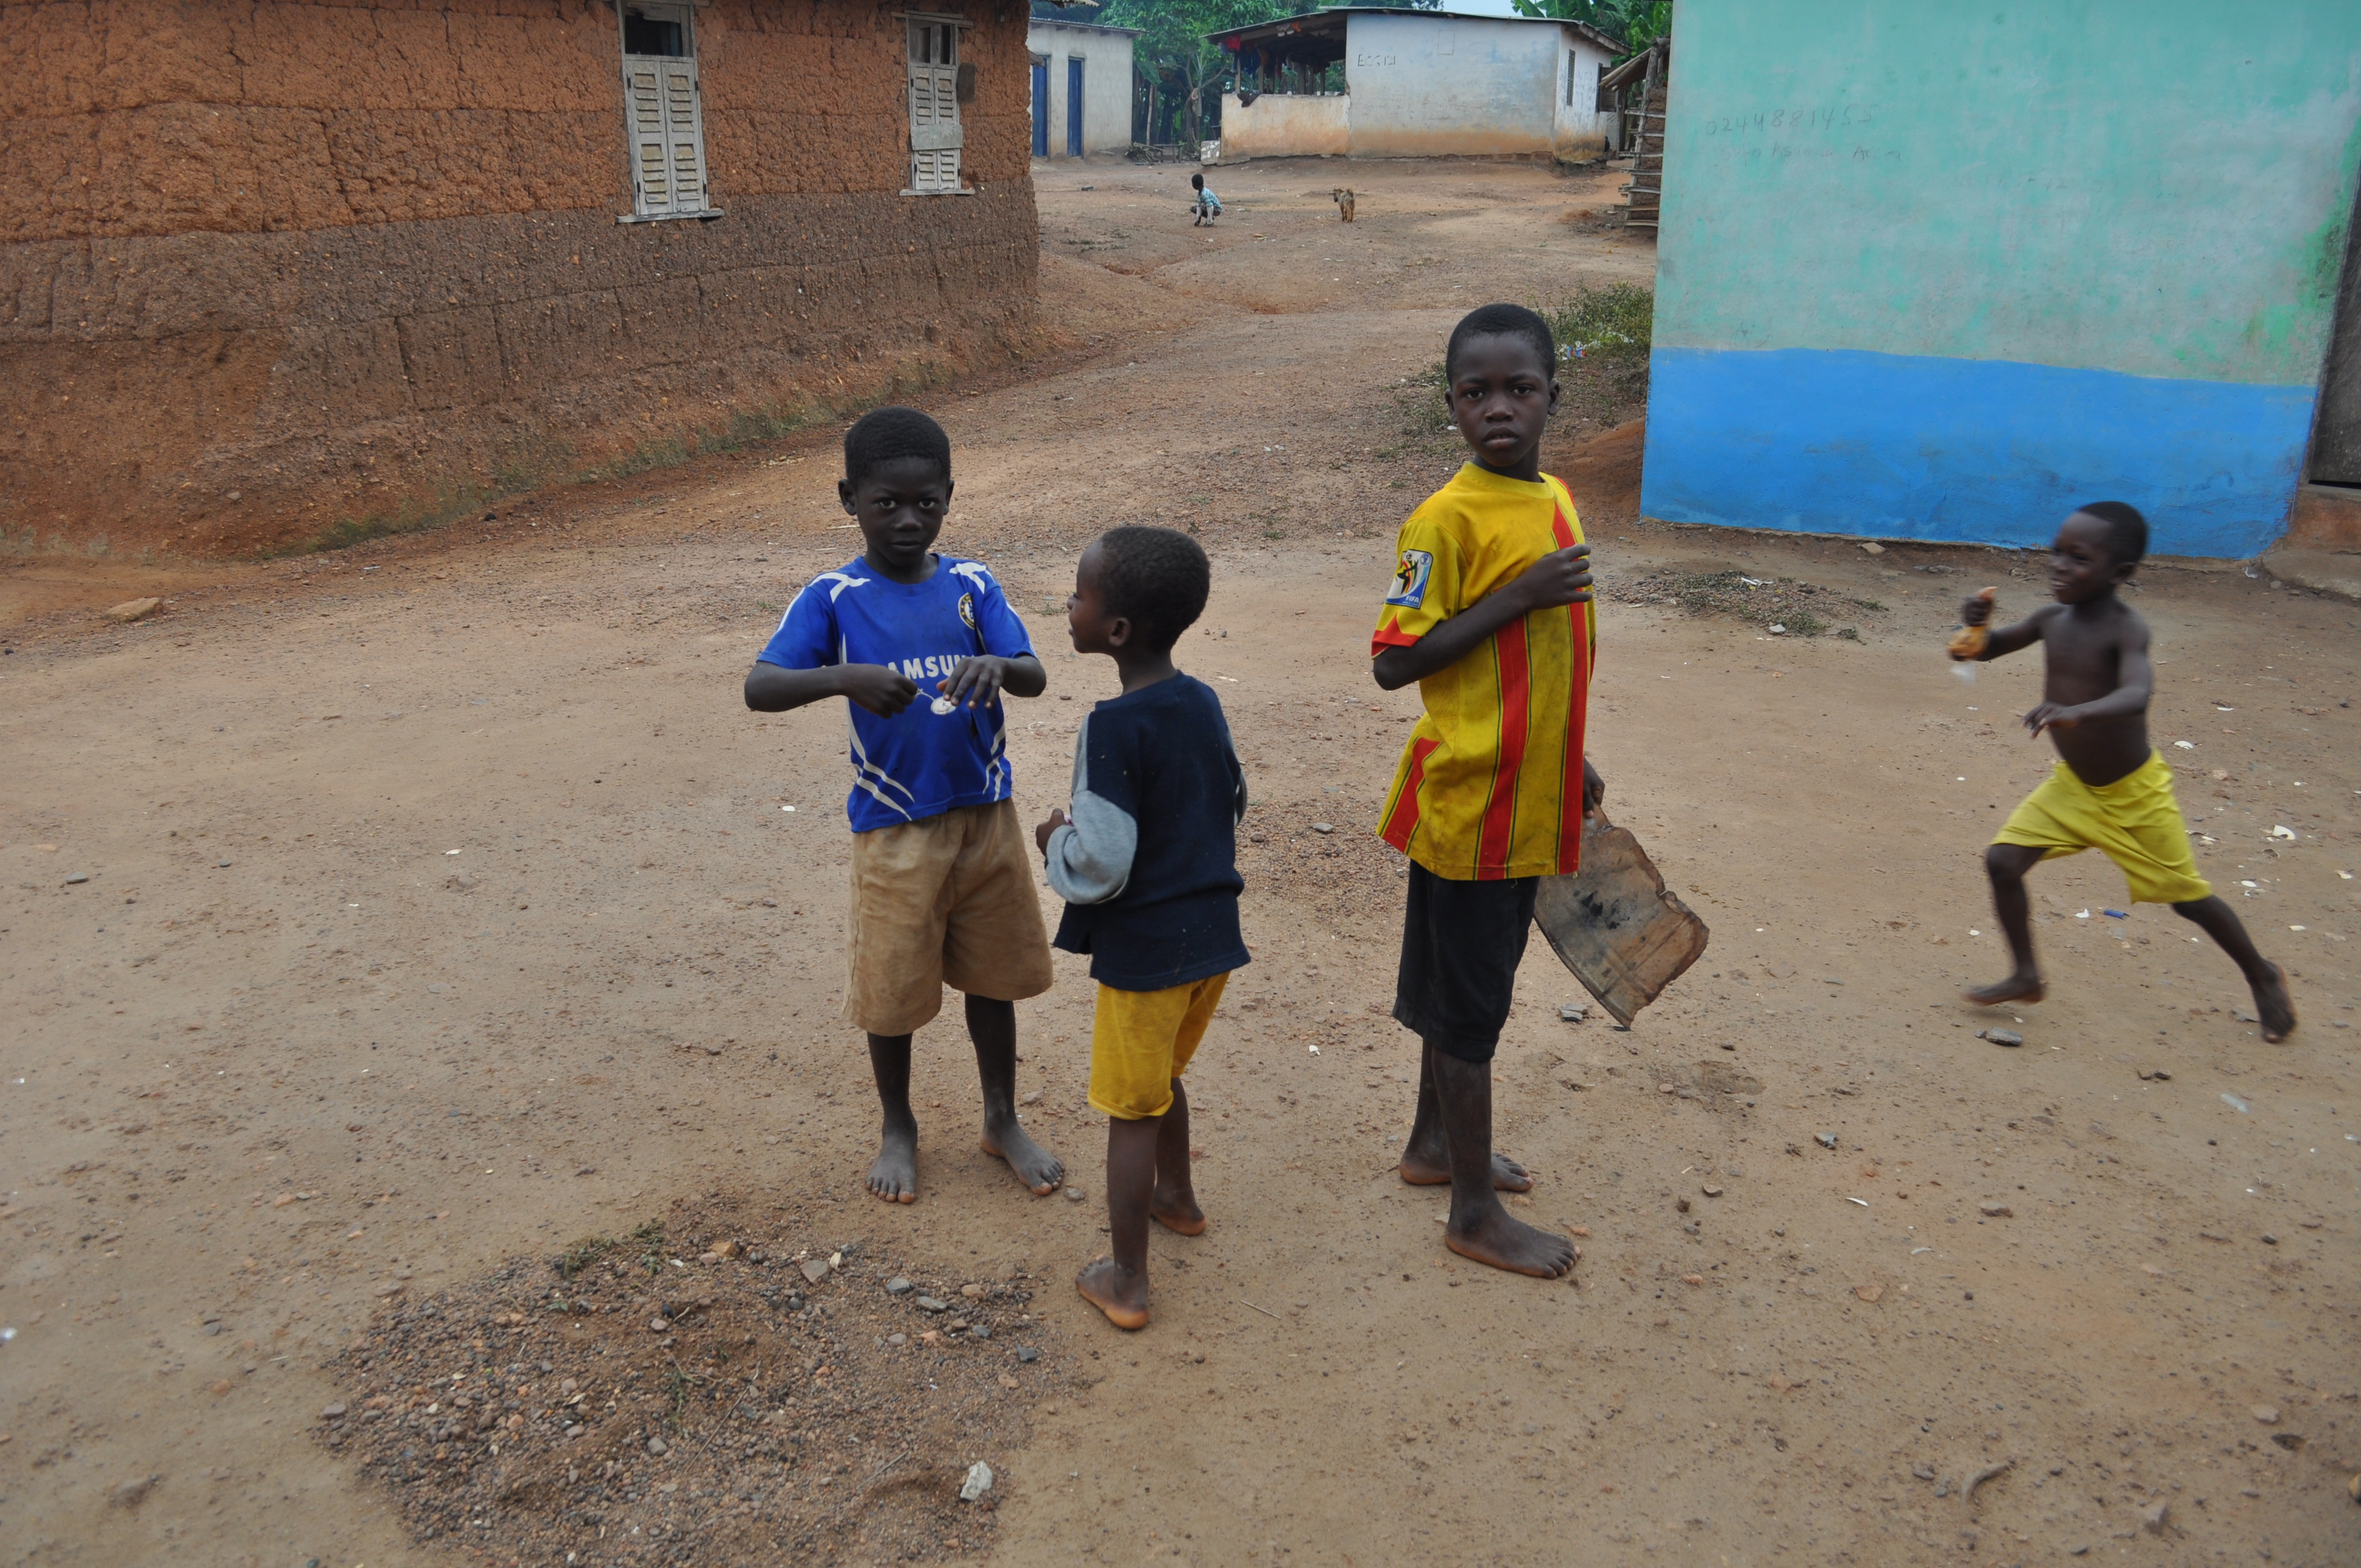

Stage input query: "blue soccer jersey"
[{"left": 757, "top": 556, "right": 1036, "bottom": 833}]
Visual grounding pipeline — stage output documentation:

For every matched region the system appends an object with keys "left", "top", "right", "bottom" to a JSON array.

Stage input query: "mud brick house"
[{"left": 2, "top": 1, "right": 1041, "bottom": 556}]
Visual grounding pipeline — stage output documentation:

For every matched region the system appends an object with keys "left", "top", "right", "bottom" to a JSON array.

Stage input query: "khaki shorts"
[
  {"left": 1087, "top": 972, "right": 1230, "bottom": 1120},
  {"left": 844, "top": 799, "right": 1054, "bottom": 1035}
]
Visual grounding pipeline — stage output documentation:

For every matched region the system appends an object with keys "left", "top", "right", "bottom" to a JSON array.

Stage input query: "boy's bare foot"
[
  {"left": 1076, "top": 1256, "right": 1149, "bottom": 1330},
  {"left": 2252, "top": 962, "right": 2296, "bottom": 1042},
  {"left": 866, "top": 1126, "right": 918, "bottom": 1205},
  {"left": 1964, "top": 973, "right": 2044, "bottom": 1006},
  {"left": 1150, "top": 1180, "right": 1205, "bottom": 1236},
  {"left": 980, "top": 1117, "right": 1064, "bottom": 1196},
  {"left": 1445, "top": 1207, "right": 1579, "bottom": 1279},
  {"left": 1399, "top": 1150, "right": 1533, "bottom": 1192}
]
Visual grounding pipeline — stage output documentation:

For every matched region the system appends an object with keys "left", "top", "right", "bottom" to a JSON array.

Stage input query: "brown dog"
[{"left": 1331, "top": 187, "right": 1356, "bottom": 222}]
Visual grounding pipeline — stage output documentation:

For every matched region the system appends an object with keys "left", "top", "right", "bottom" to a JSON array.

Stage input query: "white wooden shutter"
[
  {"left": 624, "top": 54, "right": 710, "bottom": 216},
  {"left": 906, "top": 24, "right": 963, "bottom": 194}
]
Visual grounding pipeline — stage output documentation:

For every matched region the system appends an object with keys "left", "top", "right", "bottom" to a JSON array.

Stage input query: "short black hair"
[
  {"left": 1094, "top": 525, "right": 1210, "bottom": 653},
  {"left": 2074, "top": 500, "right": 2147, "bottom": 565},
  {"left": 844, "top": 406, "right": 950, "bottom": 487},
  {"left": 1445, "top": 302, "right": 1556, "bottom": 382},
  {"left": 1191, "top": 172, "right": 1205, "bottom": 189}
]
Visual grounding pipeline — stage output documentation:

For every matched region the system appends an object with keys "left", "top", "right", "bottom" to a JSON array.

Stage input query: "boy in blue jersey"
[
  {"left": 1033, "top": 526, "right": 1248, "bottom": 1329},
  {"left": 745, "top": 407, "right": 1064, "bottom": 1205}
]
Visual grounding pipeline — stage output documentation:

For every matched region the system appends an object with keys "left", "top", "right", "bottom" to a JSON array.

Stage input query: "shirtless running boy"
[{"left": 1955, "top": 501, "right": 2295, "bottom": 1041}]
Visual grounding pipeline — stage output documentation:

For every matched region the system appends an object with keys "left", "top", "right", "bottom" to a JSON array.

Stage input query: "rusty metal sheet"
[{"left": 1534, "top": 813, "right": 1709, "bottom": 1027}]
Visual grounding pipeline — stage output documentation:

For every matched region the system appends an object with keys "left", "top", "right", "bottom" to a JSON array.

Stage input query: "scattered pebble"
[
  {"left": 105, "top": 597, "right": 162, "bottom": 624},
  {"left": 1979, "top": 1202, "right": 2012, "bottom": 1218},
  {"left": 2140, "top": 1500, "right": 2168, "bottom": 1535},
  {"left": 917, "top": 1297, "right": 951, "bottom": 1313},
  {"left": 2136, "top": 1068, "right": 2172, "bottom": 1081},
  {"left": 1701, "top": 1185, "right": 1723, "bottom": 1197},
  {"left": 885, "top": 1277, "right": 914, "bottom": 1295},
  {"left": 2253, "top": 1405, "right": 2280, "bottom": 1425},
  {"left": 1559, "top": 1003, "right": 1587, "bottom": 1022},
  {"left": 319, "top": 1402, "right": 347, "bottom": 1419},
  {"left": 800, "top": 1257, "right": 830, "bottom": 1284},
  {"left": 1853, "top": 1284, "right": 1883, "bottom": 1303},
  {"left": 1311, "top": 823, "right": 1334, "bottom": 835},
  {"left": 1814, "top": 1133, "right": 1837, "bottom": 1150},
  {"left": 108, "top": 1476, "right": 156, "bottom": 1509},
  {"left": 1978, "top": 1028, "right": 2023, "bottom": 1047},
  {"left": 647, "top": 1436, "right": 668, "bottom": 1455},
  {"left": 960, "top": 1460, "right": 994, "bottom": 1501},
  {"left": 649, "top": 1315, "right": 673, "bottom": 1333},
  {"left": 1016, "top": 1346, "right": 1041, "bottom": 1364},
  {"left": 1065, "top": 1186, "right": 1088, "bottom": 1203}
]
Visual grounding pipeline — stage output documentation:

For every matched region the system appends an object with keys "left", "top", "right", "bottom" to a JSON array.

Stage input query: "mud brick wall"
[{"left": 0, "top": 0, "right": 1042, "bottom": 556}]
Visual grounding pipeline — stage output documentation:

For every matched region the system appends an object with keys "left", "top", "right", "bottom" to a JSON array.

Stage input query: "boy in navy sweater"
[{"left": 1034, "top": 526, "right": 1248, "bottom": 1330}]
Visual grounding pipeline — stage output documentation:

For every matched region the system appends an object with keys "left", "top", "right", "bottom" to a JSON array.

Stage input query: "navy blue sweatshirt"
[{"left": 1043, "top": 673, "right": 1249, "bottom": 990}]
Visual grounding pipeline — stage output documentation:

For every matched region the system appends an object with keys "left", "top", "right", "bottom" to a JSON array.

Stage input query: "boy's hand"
[
  {"left": 838, "top": 663, "right": 920, "bottom": 717},
  {"left": 940, "top": 654, "right": 1011, "bottom": 709},
  {"left": 1582, "top": 758, "right": 1606, "bottom": 818},
  {"left": 1034, "top": 807, "right": 1070, "bottom": 857},
  {"left": 2022, "top": 701, "right": 2080, "bottom": 736},
  {"left": 1508, "top": 545, "right": 1594, "bottom": 612}
]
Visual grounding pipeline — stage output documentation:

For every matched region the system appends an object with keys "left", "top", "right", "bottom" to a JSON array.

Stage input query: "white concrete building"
[
  {"left": 1210, "top": 8, "right": 1622, "bottom": 164},
  {"left": 1027, "top": 18, "right": 1138, "bottom": 159}
]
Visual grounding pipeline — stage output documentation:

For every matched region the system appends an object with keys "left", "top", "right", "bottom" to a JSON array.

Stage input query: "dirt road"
[{"left": 4, "top": 157, "right": 2359, "bottom": 1567}]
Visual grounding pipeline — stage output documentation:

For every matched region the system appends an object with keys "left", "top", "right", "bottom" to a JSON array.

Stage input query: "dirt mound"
[
  {"left": 1036, "top": 251, "right": 1225, "bottom": 351},
  {"left": 319, "top": 1195, "right": 1072, "bottom": 1565},
  {"left": 1544, "top": 416, "right": 1645, "bottom": 523}
]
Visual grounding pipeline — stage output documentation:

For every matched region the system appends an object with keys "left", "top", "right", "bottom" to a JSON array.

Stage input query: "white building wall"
[
  {"left": 1027, "top": 22, "right": 1136, "bottom": 157},
  {"left": 1551, "top": 30, "right": 1621, "bottom": 157},
  {"left": 1343, "top": 13, "right": 1559, "bottom": 157}
]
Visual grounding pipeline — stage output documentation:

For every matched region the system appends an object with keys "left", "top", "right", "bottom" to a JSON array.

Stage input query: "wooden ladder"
[{"left": 1618, "top": 47, "right": 1666, "bottom": 232}]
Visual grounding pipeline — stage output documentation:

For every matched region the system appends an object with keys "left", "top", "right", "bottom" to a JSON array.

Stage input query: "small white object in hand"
[{"left": 931, "top": 696, "right": 958, "bottom": 715}]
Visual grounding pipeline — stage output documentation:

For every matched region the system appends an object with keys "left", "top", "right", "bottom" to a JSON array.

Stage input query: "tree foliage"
[{"left": 1508, "top": 0, "right": 1672, "bottom": 58}]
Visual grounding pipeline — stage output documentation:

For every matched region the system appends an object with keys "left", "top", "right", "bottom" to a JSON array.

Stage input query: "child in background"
[
  {"left": 1036, "top": 526, "right": 1248, "bottom": 1330},
  {"left": 1956, "top": 502, "right": 2295, "bottom": 1039},
  {"left": 744, "top": 406, "right": 1067, "bottom": 1205},
  {"left": 1370, "top": 303, "right": 1599, "bottom": 1281},
  {"left": 1190, "top": 171, "right": 1223, "bottom": 225}
]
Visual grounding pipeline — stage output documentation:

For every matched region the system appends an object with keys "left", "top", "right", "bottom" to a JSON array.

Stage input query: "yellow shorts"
[
  {"left": 843, "top": 799, "right": 1054, "bottom": 1036},
  {"left": 1992, "top": 752, "right": 2211, "bottom": 906},
  {"left": 1087, "top": 972, "right": 1230, "bottom": 1121}
]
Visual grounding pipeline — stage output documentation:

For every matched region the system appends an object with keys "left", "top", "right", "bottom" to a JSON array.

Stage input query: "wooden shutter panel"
[
  {"left": 907, "top": 36, "right": 962, "bottom": 193},
  {"left": 660, "top": 58, "right": 709, "bottom": 213},
  {"left": 625, "top": 59, "right": 674, "bottom": 213},
  {"left": 623, "top": 53, "right": 710, "bottom": 217}
]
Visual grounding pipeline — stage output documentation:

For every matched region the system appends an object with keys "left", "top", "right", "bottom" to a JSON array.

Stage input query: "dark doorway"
[
  {"left": 1068, "top": 58, "right": 1085, "bottom": 157},
  {"left": 2313, "top": 172, "right": 2361, "bottom": 485}
]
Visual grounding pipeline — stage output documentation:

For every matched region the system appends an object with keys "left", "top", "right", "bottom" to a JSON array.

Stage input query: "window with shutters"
[
  {"left": 618, "top": 4, "right": 719, "bottom": 223},
  {"left": 905, "top": 16, "right": 969, "bottom": 196}
]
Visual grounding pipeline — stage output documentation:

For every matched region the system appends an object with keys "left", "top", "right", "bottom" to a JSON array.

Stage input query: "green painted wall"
[{"left": 1656, "top": 2, "right": 2361, "bottom": 388}]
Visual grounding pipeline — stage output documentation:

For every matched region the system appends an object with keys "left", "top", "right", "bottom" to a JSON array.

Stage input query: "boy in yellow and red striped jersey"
[{"left": 1371, "top": 303, "right": 1601, "bottom": 1280}]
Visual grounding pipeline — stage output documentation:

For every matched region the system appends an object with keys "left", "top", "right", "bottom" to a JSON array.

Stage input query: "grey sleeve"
[{"left": 1043, "top": 713, "right": 1138, "bottom": 905}]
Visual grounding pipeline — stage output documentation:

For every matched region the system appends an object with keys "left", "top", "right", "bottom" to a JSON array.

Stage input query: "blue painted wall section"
[{"left": 1642, "top": 2, "right": 2361, "bottom": 558}]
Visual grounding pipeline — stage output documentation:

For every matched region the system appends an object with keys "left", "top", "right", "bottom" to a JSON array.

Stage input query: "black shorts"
[{"left": 1391, "top": 862, "right": 1539, "bottom": 1064}]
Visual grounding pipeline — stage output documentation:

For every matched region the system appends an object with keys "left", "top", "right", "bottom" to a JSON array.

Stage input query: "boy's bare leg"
[
  {"left": 864, "top": 1032, "right": 920, "bottom": 1204},
  {"left": 1966, "top": 843, "right": 2048, "bottom": 1005},
  {"left": 2172, "top": 896, "right": 2297, "bottom": 1042},
  {"left": 1428, "top": 1046, "right": 1576, "bottom": 1279},
  {"left": 1151, "top": 1077, "right": 1205, "bottom": 1235},
  {"left": 967, "top": 994, "right": 1065, "bottom": 1195},
  {"left": 1399, "top": 1041, "right": 1534, "bottom": 1191},
  {"left": 1078, "top": 1113, "right": 1160, "bottom": 1330}
]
